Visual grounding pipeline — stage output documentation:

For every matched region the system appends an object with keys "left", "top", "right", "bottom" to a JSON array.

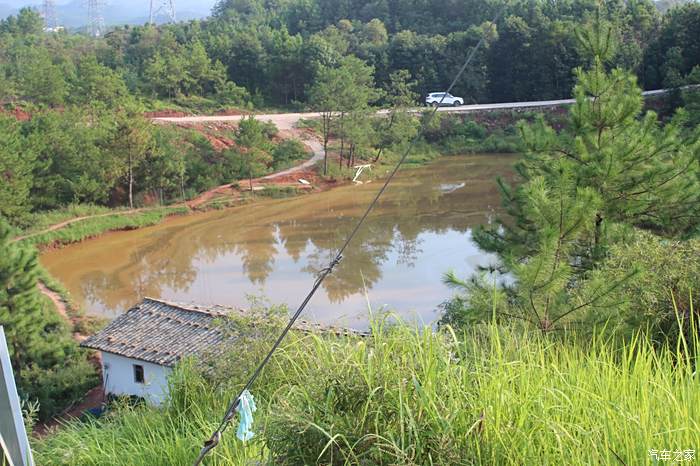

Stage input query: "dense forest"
[
  {"left": 1, "top": 0, "right": 699, "bottom": 109},
  {"left": 1, "top": 0, "right": 700, "bottom": 422},
  {"left": 0, "top": 0, "right": 698, "bottom": 225}
]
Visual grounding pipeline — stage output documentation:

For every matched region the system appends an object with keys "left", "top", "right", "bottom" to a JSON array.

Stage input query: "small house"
[{"left": 81, "top": 297, "right": 365, "bottom": 404}]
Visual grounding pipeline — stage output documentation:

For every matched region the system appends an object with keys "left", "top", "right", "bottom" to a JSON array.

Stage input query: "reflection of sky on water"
[
  {"left": 161, "top": 229, "right": 492, "bottom": 329},
  {"left": 41, "top": 154, "right": 514, "bottom": 329}
]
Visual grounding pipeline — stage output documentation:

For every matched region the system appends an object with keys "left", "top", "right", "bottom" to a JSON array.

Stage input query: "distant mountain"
[
  {"left": 0, "top": 3, "right": 19, "bottom": 17},
  {"left": 0, "top": 0, "right": 217, "bottom": 28}
]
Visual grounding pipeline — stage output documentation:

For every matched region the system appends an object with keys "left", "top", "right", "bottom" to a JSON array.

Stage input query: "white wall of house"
[{"left": 100, "top": 352, "right": 172, "bottom": 405}]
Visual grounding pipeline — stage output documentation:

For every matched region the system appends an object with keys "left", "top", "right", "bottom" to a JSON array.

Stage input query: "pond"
[{"left": 41, "top": 154, "right": 515, "bottom": 329}]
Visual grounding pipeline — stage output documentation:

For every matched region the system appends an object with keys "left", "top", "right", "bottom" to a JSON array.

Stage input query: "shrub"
[
  {"left": 1, "top": 220, "right": 97, "bottom": 420},
  {"left": 455, "top": 120, "right": 487, "bottom": 139},
  {"left": 19, "top": 352, "right": 97, "bottom": 419},
  {"left": 272, "top": 139, "right": 309, "bottom": 169},
  {"left": 576, "top": 231, "right": 700, "bottom": 348}
]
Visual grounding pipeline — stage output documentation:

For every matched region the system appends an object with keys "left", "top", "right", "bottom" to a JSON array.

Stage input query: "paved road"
[
  {"left": 152, "top": 86, "right": 689, "bottom": 181},
  {"left": 153, "top": 88, "right": 677, "bottom": 127}
]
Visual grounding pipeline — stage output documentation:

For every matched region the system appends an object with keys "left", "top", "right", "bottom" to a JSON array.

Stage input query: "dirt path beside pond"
[
  {"left": 34, "top": 282, "right": 105, "bottom": 438},
  {"left": 13, "top": 209, "right": 148, "bottom": 243}
]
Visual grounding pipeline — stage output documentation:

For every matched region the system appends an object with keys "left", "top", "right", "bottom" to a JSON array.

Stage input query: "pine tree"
[
  {"left": 0, "top": 219, "right": 96, "bottom": 418},
  {"left": 463, "top": 14, "right": 700, "bottom": 331},
  {"left": 0, "top": 116, "right": 35, "bottom": 222},
  {"left": 476, "top": 15, "right": 700, "bottom": 266}
]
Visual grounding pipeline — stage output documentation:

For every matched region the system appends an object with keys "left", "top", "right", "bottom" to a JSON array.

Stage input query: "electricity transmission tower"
[
  {"left": 42, "top": 0, "right": 58, "bottom": 31},
  {"left": 87, "top": 0, "right": 106, "bottom": 37},
  {"left": 149, "top": 0, "right": 176, "bottom": 24}
]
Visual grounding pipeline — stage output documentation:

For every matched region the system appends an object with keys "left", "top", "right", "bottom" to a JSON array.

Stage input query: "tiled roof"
[{"left": 81, "top": 297, "right": 367, "bottom": 366}]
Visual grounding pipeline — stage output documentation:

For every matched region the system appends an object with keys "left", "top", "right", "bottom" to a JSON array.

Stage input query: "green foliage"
[
  {"left": 72, "top": 56, "right": 129, "bottom": 107},
  {"left": 15, "top": 46, "right": 69, "bottom": 106},
  {"left": 577, "top": 231, "right": 700, "bottom": 349},
  {"left": 19, "top": 207, "right": 189, "bottom": 247},
  {"left": 271, "top": 139, "right": 309, "bottom": 169},
  {"left": 465, "top": 17, "right": 700, "bottom": 332},
  {"left": 0, "top": 0, "right": 692, "bottom": 110},
  {"left": 234, "top": 116, "right": 274, "bottom": 190},
  {"left": 309, "top": 56, "right": 379, "bottom": 173},
  {"left": 682, "top": 70, "right": 700, "bottom": 126},
  {"left": 440, "top": 271, "right": 508, "bottom": 327},
  {"left": 0, "top": 115, "right": 35, "bottom": 221},
  {"left": 0, "top": 219, "right": 96, "bottom": 419},
  {"left": 643, "top": 2, "right": 700, "bottom": 89},
  {"left": 110, "top": 108, "right": 157, "bottom": 208},
  {"left": 35, "top": 321, "right": 700, "bottom": 465}
]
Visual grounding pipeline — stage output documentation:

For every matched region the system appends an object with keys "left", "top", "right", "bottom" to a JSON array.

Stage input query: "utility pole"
[
  {"left": 149, "top": 0, "right": 176, "bottom": 24},
  {"left": 41, "top": 0, "right": 58, "bottom": 31},
  {"left": 87, "top": 0, "right": 105, "bottom": 37}
]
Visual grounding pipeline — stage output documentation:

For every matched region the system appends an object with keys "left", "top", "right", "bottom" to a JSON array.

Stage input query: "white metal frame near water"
[{"left": 0, "top": 326, "right": 34, "bottom": 466}]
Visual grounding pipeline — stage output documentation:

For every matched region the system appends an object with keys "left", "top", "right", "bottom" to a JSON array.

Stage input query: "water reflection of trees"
[{"left": 78, "top": 156, "right": 513, "bottom": 312}]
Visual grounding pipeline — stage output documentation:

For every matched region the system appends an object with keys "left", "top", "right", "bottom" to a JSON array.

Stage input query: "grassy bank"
[
  {"left": 15, "top": 204, "right": 127, "bottom": 234},
  {"left": 35, "top": 320, "right": 699, "bottom": 465},
  {"left": 19, "top": 206, "right": 189, "bottom": 248}
]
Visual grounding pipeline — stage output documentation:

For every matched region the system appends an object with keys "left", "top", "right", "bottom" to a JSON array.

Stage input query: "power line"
[
  {"left": 86, "top": 0, "right": 105, "bottom": 37},
  {"left": 149, "top": 0, "right": 176, "bottom": 24},
  {"left": 192, "top": 6, "right": 505, "bottom": 465},
  {"left": 41, "top": 0, "right": 58, "bottom": 31}
]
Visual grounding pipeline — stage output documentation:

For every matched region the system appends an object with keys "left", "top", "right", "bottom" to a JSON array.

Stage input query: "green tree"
[
  {"left": 235, "top": 116, "right": 273, "bottom": 191},
  {"left": 111, "top": 110, "right": 156, "bottom": 208},
  {"left": 309, "top": 64, "right": 342, "bottom": 175},
  {"left": 375, "top": 69, "right": 420, "bottom": 162},
  {"left": 342, "top": 108, "right": 375, "bottom": 167},
  {"left": 333, "top": 56, "right": 379, "bottom": 166},
  {"left": 141, "top": 127, "right": 188, "bottom": 204},
  {"left": 0, "top": 220, "right": 96, "bottom": 419},
  {"left": 26, "top": 108, "right": 123, "bottom": 209},
  {"left": 16, "top": 47, "right": 68, "bottom": 106},
  {"left": 452, "top": 16, "right": 700, "bottom": 331},
  {"left": 309, "top": 57, "right": 378, "bottom": 172},
  {"left": 72, "top": 55, "right": 129, "bottom": 107},
  {"left": 643, "top": 2, "right": 700, "bottom": 89},
  {"left": 0, "top": 116, "right": 34, "bottom": 222},
  {"left": 0, "top": 8, "right": 43, "bottom": 36}
]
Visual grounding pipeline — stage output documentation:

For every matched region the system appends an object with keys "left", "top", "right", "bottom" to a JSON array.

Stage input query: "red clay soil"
[
  {"left": 202, "top": 132, "right": 237, "bottom": 151},
  {"left": 187, "top": 163, "right": 330, "bottom": 209},
  {"left": 1, "top": 106, "right": 31, "bottom": 121},
  {"left": 169, "top": 121, "right": 241, "bottom": 152}
]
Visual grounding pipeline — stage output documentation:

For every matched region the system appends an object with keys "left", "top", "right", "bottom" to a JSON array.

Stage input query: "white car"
[{"left": 426, "top": 92, "right": 464, "bottom": 107}]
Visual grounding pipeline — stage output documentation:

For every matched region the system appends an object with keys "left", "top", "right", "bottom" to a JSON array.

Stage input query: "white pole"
[{"left": 0, "top": 326, "right": 34, "bottom": 466}]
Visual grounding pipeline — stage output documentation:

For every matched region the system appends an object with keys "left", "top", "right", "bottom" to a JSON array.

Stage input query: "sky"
[{"left": 0, "top": 0, "right": 219, "bottom": 27}]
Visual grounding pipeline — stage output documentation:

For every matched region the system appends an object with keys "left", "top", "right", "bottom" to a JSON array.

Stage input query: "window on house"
[{"left": 133, "top": 364, "right": 144, "bottom": 384}]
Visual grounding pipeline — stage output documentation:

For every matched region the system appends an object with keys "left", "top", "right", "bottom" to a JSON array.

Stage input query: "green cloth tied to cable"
[{"left": 236, "top": 390, "right": 257, "bottom": 441}]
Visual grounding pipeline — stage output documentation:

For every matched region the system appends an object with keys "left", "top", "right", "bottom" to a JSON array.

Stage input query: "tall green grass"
[
  {"left": 20, "top": 207, "right": 189, "bottom": 248},
  {"left": 35, "top": 320, "right": 699, "bottom": 465},
  {"left": 17, "top": 204, "right": 125, "bottom": 234}
]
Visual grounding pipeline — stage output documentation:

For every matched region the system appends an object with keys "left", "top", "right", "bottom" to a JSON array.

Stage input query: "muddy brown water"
[{"left": 41, "top": 154, "right": 515, "bottom": 329}]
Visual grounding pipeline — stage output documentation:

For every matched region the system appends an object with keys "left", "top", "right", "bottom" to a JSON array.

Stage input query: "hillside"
[{"left": 0, "top": 0, "right": 216, "bottom": 28}]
